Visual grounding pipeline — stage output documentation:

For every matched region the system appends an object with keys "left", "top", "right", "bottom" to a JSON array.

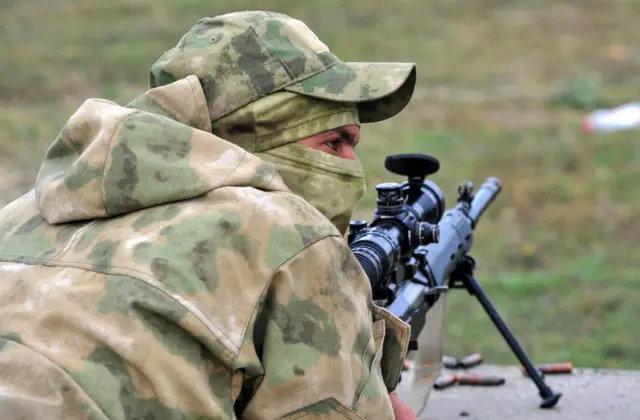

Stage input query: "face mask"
[
  {"left": 212, "top": 90, "right": 366, "bottom": 235},
  {"left": 256, "top": 143, "right": 366, "bottom": 235}
]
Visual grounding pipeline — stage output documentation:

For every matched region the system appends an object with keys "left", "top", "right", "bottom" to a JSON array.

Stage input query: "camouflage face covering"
[
  {"left": 211, "top": 91, "right": 359, "bottom": 152},
  {"left": 258, "top": 144, "right": 366, "bottom": 235},
  {"left": 214, "top": 90, "right": 366, "bottom": 235},
  {"left": 256, "top": 143, "right": 366, "bottom": 236}
]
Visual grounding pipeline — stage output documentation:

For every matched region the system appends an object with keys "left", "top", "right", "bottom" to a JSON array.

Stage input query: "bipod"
[{"left": 449, "top": 255, "right": 562, "bottom": 409}]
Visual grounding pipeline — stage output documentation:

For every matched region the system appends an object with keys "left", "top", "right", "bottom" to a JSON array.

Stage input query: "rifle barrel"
[{"left": 468, "top": 177, "right": 502, "bottom": 228}]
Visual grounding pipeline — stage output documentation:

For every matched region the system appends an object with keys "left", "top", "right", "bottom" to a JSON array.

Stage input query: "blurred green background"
[{"left": 2, "top": 0, "right": 639, "bottom": 368}]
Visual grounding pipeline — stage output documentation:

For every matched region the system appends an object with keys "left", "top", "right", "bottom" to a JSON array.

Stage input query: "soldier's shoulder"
[
  {"left": 227, "top": 186, "right": 342, "bottom": 256},
  {"left": 116, "top": 186, "right": 343, "bottom": 275}
]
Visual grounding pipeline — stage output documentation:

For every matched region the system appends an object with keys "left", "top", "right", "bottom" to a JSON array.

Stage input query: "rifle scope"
[
  {"left": 348, "top": 153, "right": 501, "bottom": 296},
  {"left": 348, "top": 154, "right": 443, "bottom": 296}
]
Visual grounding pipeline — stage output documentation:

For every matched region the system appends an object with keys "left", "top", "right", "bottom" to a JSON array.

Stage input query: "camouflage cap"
[{"left": 149, "top": 11, "right": 416, "bottom": 124}]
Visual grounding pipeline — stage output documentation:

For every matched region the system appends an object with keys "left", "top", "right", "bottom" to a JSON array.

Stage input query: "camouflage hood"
[{"left": 34, "top": 75, "right": 288, "bottom": 224}]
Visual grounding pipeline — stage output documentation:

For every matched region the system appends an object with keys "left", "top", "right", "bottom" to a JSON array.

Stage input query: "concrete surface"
[{"left": 402, "top": 365, "right": 640, "bottom": 419}]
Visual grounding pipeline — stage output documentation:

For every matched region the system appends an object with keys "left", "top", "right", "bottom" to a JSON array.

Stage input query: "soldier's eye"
[{"left": 325, "top": 140, "right": 341, "bottom": 151}]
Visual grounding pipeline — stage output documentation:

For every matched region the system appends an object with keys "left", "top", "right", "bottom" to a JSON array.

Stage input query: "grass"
[{"left": 2, "top": 0, "right": 640, "bottom": 369}]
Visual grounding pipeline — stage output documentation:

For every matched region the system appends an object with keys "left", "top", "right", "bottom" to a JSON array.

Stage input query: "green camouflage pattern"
[
  {"left": 149, "top": 11, "right": 417, "bottom": 125},
  {"left": 212, "top": 89, "right": 367, "bottom": 236},
  {"left": 0, "top": 75, "right": 410, "bottom": 419},
  {"left": 256, "top": 143, "right": 366, "bottom": 236},
  {"left": 211, "top": 90, "right": 360, "bottom": 153}
]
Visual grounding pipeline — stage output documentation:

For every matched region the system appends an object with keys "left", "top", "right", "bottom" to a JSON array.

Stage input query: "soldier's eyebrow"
[{"left": 329, "top": 127, "right": 359, "bottom": 145}]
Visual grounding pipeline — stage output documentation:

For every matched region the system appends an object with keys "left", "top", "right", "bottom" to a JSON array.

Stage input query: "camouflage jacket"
[{"left": 0, "top": 76, "right": 410, "bottom": 420}]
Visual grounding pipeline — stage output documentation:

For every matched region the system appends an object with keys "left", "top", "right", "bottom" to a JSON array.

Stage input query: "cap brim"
[{"left": 283, "top": 61, "right": 417, "bottom": 123}]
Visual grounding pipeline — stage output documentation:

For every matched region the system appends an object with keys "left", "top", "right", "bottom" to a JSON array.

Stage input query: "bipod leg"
[{"left": 450, "top": 257, "right": 562, "bottom": 409}]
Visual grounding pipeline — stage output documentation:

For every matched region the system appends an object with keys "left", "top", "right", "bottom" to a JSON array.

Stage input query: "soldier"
[{"left": 0, "top": 11, "right": 419, "bottom": 420}]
